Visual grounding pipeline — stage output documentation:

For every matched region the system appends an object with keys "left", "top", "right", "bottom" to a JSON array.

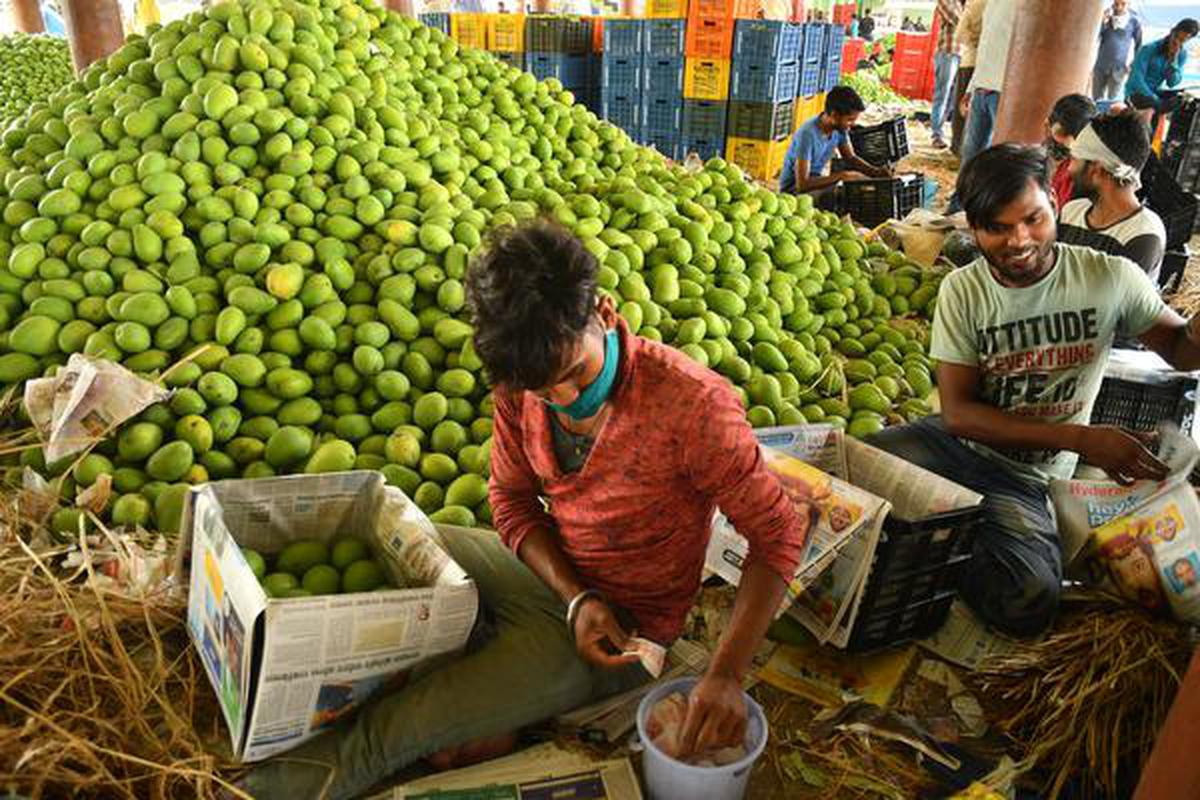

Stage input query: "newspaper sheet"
[
  {"left": 177, "top": 472, "right": 479, "bottom": 762},
  {"left": 920, "top": 598, "right": 1019, "bottom": 670},
  {"left": 705, "top": 432, "right": 887, "bottom": 623},
  {"left": 371, "top": 743, "right": 642, "bottom": 800},
  {"left": 1050, "top": 426, "right": 1200, "bottom": 623},
  {"left": 23, "top": 354, "right": 169, "bottom": 463}
]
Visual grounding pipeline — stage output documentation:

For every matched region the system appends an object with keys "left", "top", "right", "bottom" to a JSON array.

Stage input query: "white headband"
[{"left": 1070, "top": 125, "right": 1142, "bottom": 187}]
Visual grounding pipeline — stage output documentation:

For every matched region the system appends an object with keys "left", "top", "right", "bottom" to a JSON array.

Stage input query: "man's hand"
[
  {"left": 870, "top": 164, "right": 894, "bottom": 178},
  {"left": 835, "top": 170, "right": 869, "bottom": 182},
  {"left": 1079, "top": 425, "right": 1169, "bottom": 485},
  {"left": 573, "top": 596, "right": 639, "bottom": 670},
  {"left": 677, "top": 669, "right": 747, "bottom": 759}
]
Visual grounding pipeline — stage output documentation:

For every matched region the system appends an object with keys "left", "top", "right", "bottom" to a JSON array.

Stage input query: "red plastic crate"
[
  {"left": 789, "top": 0, "right": 805, "bottom": 22},
  {"left": 841, "top": 36, "right": 865, "bottom": 72},
  {"left": 685, "top": 14, "right": 735, "bottom": 58}
]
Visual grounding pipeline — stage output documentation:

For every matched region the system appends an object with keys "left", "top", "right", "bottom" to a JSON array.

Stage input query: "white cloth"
[
  {"left": 1070, "top": 124, "right": 1142, "bottom": 187},
  {"left": 967, "top": 0, "right": 1016, "bottom": 93}
]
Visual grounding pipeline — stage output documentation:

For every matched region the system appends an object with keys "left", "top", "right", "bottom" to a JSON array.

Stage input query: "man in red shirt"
[{"left": 238, "top": 222, "right": 809, "bottom": 800}]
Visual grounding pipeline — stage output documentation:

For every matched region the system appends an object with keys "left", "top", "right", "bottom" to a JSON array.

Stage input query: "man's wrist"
[{"left": 565, "top": 588, "right": 604, "bottom": 635}]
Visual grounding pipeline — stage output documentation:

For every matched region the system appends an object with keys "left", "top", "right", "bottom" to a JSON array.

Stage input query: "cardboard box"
[{"left": 175, "top": 471, "right": 479, "bottom": 762}]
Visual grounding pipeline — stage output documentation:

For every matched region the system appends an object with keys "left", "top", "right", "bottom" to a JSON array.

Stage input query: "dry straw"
[
  {"left": 975, "top": 594, "right": 1194, "bottom": 800},
  {"left": 0, "top": 488, "right": 248, "bottom": 798}
]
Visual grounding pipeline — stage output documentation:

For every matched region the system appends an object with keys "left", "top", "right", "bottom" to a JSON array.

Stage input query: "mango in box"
[{"left": 257, "top": 535, "right": 399, "bottom": 597}]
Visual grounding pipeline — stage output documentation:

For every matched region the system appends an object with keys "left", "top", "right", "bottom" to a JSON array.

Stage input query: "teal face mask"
[{"left": 546, "top": 328, "right": 619, "bottom": 421}]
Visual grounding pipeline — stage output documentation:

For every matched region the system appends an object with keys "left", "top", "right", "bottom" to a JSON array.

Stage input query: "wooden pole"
[
  {"left": 61, "top": 0, "right": 125, "bottom": 70},
  {"left": 385, "top": 0, "right": 415, "bottom": 17},
  {"left": 992, "top": 0, "right": 1104, "bottom": 145},
  {"left": 11, "top": 0, "right": 45, "bottom": 34}
]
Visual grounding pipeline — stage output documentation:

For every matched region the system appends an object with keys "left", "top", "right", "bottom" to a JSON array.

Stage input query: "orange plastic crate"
[
  {"left": 450, "top": 13, "right": 488, "bottom": 50},
  {"left": 726, "top": 136, "right": 789, "bottom": 182},
  {"left": 684, "top": 14, "right": 734, "bottom": 58},
  {"left": 591, "top": 16, "right": 605, "bottom": 52},
  {"left": 646, "top": 0, "right": 688, "bottom": 17},
  {"left": 486, "top": 13, "right": 525, "bottom": 52},
  {"left": 683, "top": 57, "right": 731, "bottom": 100},
  {"left": 689, "top": 0, "right": 734, "bottom": 18}
]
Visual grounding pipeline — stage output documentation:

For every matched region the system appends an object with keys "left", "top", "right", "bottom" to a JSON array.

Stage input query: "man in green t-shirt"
[{"left": 869, "top": 143, "right": 1200, "bottom": 637}]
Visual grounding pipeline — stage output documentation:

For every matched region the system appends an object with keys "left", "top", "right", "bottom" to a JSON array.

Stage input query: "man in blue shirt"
[
  {"left": 778, "top": 86, "right": 890, "bottom": 207},
  {"left": 1126, "top": 18, "right": 1198, "bottom": 114},
  {"left": 1093, "top": 0, "right": 1142, "bottom": 101}
]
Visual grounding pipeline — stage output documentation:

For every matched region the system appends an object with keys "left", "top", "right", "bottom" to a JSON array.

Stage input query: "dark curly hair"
[
  {"left": 465, "top": 219, "right": 599, "bottom": 390},
  {"left": 957, "top": 143, "right": 1051, "bottom": 230}
]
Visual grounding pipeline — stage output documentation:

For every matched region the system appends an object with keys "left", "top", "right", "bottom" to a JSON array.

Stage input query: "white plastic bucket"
[{"left": 636, "top": 677, "right": 769, "bottom": 800}]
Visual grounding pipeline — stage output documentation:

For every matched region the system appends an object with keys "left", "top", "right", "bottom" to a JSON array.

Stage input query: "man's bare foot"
[{"left": 427, "top": 732, "right": 519, "bottom": 771}]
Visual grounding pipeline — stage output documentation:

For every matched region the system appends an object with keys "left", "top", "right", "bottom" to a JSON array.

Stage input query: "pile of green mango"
[
  {"left": 0, "top": 0, "right": 942, "bottom": 540},
  {"left": 0, "top": 33, "right": 75, "bottom": 128},
  {"left": 244, "top": 535, "right": 394, "bottom": 597}
]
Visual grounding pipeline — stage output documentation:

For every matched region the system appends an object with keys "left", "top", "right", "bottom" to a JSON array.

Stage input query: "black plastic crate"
[
  {"left": 1140, "top": 154, "right": 1199, "bottom": 251},
  {"left": 730, "top": 59, "right": 800, "bottom": 103},
  {"left": 1089, "top": 373, "right": 1199, "bottom": 436},
  {"left": 1163, "top": 140, "right": 1200, "bottom": 193},
  {"left": 601, "top": 54, "right": 642, "bottom": 92},
  {"left": 848, "top": 117, "right": 910, "bottom": 166},
  {"left": 683, "top": 99, "right": 727, "bottom": 140},
  {"left": 1160, "top": 247, "right": 1190, "bottom": 293},
  {"left": 526, "top": 15, "right": 591, "bottom": 54},
  {"left": 682, "top": 136, "right": 726, "bottom": 161},
  {"left": 603, "top": 19, "right": 643, "bottom": 55},
  {"left": 727, "top": 99, "right": 794, "bottom": 141},
  {"left": 642, "top": 95, "right": 684, "bottom": 134},
  {"left": 733, "top": 20, "right": 803, "bottom": 63},
  {"left": 798, "top": 59, "right": 822, "bottom": 97},
  {"left": 418, "top": 12, "right": 450, "bottom": 35},
  {"left": 643, "top": 19, "right": 686, "bottom": 57},
  {"left": 845, "top": 506, "right": 981, "bottom": 652},
  {"left": 642, "top": 56, "right": 686, "bottom": 97},
  {"left": 1167, "top": 96, "right": 1200, "bottom": 146},
  {"left": 837, "top": 173, "right": 925, "bottom": 228}
]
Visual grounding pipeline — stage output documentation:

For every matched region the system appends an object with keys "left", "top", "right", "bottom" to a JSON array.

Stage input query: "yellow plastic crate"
[
  {"left": 726, "top": 136, "right": 790, "bottom": 183},
  {"left": 486, "top": 13, "right": 525, "bottom": 52},
  {"left": 683, "top": 58, "right": 731, "bottom": 101},
  {"left": 450, "top": 13, "right": 488, "bottom": 50},
  {"left": 647, "top": 0, "right": 689, "bottom": 17},
  {"left": 793, "top": 92, "right": 825, "bottom": 131}
]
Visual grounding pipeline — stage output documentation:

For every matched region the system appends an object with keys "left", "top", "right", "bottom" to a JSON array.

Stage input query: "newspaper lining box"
[
  {"left": 705, "top": 425, "right": 983, "bottom": 650},
  {"left": 174, "top": 471, "right": 479, "bottom": 762}
]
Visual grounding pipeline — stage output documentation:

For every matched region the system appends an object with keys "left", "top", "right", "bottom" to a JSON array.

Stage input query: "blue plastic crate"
[
  {"left": 603, "top": 94, "right": 642, "bottom": 137},
  {"left": 799, "top": 60, "right": 822, "bottom": 97},
  {"left": 683, "top": 99, "right": 727, "bottom": 141},
  {"left": 643, "top": 56, "right": 686, "bottom": 97},
  {"left": 602, "top": 54, "right": 643, "bottom": 92},
  {"left": 525, "top": 52, "right": 591, "bottom": 88},
  {"left": 419, "top": 12, "right": 450, "bottom": 35},
  {"left": 681, "top": 136, "right": 726, "bottom": 161},
  {"left": 604, "top": 19, "right": 643, "bottom": 55},
  {"left": 642, "top": 95, "right": 684, "bottom": 134},
  {"left": 731, "top": 60, "right": 799, "bottom": 103},
  {"left": 733, "top": 20, "right": 803, "bottom": 64},
  {"left": 801, "top": 23, "right": 826, "bottom": 61},
  {"left": 494, "top": 51, "right": 524, "bottom": 70},
  {"left": 821, "top": 53, "right": 842, "bottom": 92},
  {"left": 643, "top": 19, "right": 686, "bottom": 57},
  {"left": 644, "top": 129, "right": 683, "bottom": 161}
]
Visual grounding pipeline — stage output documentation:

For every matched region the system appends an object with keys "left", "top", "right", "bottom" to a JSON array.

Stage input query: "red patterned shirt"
[{"left": 488, "top": 318, "right": 808, "bottom": 644}]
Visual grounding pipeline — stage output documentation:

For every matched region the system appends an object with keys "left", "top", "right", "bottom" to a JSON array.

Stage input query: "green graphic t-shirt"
[{"left": 931, "top": 243, "right": 1167, "bottom": 483}]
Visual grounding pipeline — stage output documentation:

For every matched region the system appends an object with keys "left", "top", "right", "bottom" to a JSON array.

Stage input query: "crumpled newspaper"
[{"left": 24, "top": 354, "right": 169, "bottom": 464}]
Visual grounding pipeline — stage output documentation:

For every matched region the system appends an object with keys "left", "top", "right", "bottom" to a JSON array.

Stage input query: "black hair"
[
  {"left": 1172, "top": 18, "right": 1199, "bottom": 37},
  {"left": 1089, "top": 110, "right": 1152, "bottom": 174},
  {"left": 1048, "top": 93, "right": 1098, "bottom": 137},
  {"left": 826, "top": 86, "right": 866, "bottom": 116},
  {"left": 465, "top": 219, "right": 599, "bottom": 390},
  {"left": 957, "top": 143, "right": 1051, "bottom": 229}
]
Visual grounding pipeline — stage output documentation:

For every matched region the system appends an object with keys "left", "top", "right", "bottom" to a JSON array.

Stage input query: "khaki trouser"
[{"left": 241, "top": 527, "right": 651, "bottom": 800}]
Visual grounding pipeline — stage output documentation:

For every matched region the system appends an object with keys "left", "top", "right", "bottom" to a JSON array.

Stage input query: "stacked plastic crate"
[
  {"left": 642, "top": 19, "right": 687, "bottom": 160},
  {"left": 891, "top": 27, "right": 936, "bottom": 101},
  {"left": 601, "top": 19, "right": 644, "bottom": 141},
  {"left": 486, "top": 13, "right": 525, "bottom": 71},
  {"left": 449, "top": 13, "right": 488, "bottom": 50},
  {"left": 821, "top": 23, "right": 844, "bottom": 92},
  {"left": 797, "top": 22, "right": 825, "bottom": 98},
  {"left": 525, "top": 17, "right": 595, "bottom": 105},
  {"left": 726, "top": 20, "right": 801, "bottom": 182},
  {"left": 418, "top": 12, "right": 451, "bottom": 36},
  {"left": 682, "top": 0, "right": 734, "bottom": 160}
]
